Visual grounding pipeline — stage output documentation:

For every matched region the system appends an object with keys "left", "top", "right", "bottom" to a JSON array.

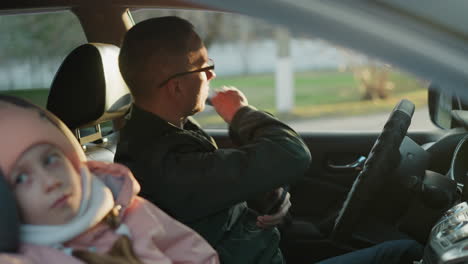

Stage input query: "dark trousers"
[{"left": 316, "top": 240, "right": 423, "bottom": 264}]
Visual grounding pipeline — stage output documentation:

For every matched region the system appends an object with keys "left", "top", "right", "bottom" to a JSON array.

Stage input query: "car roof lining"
[{"left": 0, "top": 0, "right": 222, "bottom": 14}]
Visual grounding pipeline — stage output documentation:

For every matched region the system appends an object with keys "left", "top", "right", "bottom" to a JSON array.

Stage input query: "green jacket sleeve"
[{"left": 154, "top": 106, "right": 311, "bottom": 222}]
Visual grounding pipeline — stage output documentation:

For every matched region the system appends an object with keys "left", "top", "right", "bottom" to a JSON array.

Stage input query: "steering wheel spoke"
[{"left": 331, "top": 99, "right": 415, "bottom": 242}]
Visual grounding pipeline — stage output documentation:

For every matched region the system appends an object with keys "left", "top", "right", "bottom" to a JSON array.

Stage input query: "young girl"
[{"left": 0, "top": 95, "right": 219, "bottom": 264}]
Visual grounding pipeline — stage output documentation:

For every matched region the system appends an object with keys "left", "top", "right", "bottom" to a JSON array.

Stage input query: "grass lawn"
[
  {"left": 1, "top": 70, "right": 427, "bottom": 128},
  {"left": 2, "top": 88, "right": 49, "bottom": 108},
  {"left": 209, "top": 70, "right": 425, "bottom": 110},
  {"left": 200, "top": 70, "right": 427, "bottom": 127}
]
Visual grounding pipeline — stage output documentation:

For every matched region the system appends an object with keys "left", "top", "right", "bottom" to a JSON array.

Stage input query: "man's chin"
[
  {"left": 193, "top": 104, "right": 206, "bottom": 115},
  {"left": 189, "top": 108, "right": 202, "bottom": 116}
]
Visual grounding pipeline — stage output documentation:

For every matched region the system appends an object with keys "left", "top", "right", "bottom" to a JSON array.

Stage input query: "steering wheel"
[{"left": 331, "top": 99, "right": 415, "bottom": 242}]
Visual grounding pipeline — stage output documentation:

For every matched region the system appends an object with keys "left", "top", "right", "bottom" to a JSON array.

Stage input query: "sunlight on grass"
[{"left": 288, "top": 90, "right": 427, "bottom": 118}]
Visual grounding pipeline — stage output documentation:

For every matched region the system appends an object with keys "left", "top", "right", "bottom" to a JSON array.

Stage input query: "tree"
[
  {"left": 354, "top": 64, "right": 394, "bottom": 100},
  {"left": 130, "top": 9, "right": 224, "bottom": 49},
  {"left": 0, "top": 11, "right": 86, "bottom": 90},
  {"left": 0, "top": 12, "right": 86, "bottom": 62},
  {"left": 338, "top": 48, "right": 394, "bottom": 101}
]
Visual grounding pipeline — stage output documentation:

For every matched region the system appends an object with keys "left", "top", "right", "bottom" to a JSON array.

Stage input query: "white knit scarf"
[{"left": 20, "top": 167, "right": 114, "bottom": 247}]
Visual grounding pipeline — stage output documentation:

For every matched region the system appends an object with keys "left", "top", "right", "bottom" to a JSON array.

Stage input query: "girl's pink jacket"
[{"left": 0, "top": 161, "right": 219, "bottom": 264}]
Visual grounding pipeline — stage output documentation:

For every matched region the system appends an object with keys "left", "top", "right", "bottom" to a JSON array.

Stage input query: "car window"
[
  {"left": 0, "top": 11, "right": 87, "bottom": 108},
  {"left": 137, "top": 9, "right": 436, "bottom": 131}
]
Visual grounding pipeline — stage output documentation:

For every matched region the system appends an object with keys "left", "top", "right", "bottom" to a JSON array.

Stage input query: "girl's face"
[{"left": 8, "top": 143, "right": 82, "bottom": 225}]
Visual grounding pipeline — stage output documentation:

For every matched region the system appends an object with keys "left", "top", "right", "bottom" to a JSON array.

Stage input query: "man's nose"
[
  {"left": 41, "top": 171, "right": 62, "bottom": 193},
  {"left": 207, "top": 69, "right": 216, "bottom": 80}
]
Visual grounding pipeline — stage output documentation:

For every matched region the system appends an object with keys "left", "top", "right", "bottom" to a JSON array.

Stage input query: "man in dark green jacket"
[
  {"left": 115, "top": 16, "right": 311, "bottom": 264},
  {"left": 114, "top": 16, "right": 423, "bottom": 264}
]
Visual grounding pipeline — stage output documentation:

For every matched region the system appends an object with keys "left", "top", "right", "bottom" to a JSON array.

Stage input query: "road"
[{"left": 289, "top": 107, "right": 437, "bottom": 132}]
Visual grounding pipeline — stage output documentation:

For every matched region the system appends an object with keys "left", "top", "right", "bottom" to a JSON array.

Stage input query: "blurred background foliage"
[{"left": 0, "top": 9, "right": 428, "bottom": 128}]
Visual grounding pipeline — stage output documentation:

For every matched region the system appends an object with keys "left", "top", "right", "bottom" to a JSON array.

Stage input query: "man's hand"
[
  {"left": 256, "top": 188, "right": 291, "bottom": 229},
  {"left": 210, "top": 86, "right": 248, "bottom": 124}
]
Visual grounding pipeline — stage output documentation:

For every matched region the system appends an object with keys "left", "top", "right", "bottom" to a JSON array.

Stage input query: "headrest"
[{"left": 47, "top": 43, "right": 132, "bottom": 130}]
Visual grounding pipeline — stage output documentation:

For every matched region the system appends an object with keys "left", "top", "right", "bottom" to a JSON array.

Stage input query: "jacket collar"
[
  {"left": 128, "top": 104, "right": 203, "bottom": 136},
  {"left": 63, "top": 162, "right": 140, "bottom": 247}
]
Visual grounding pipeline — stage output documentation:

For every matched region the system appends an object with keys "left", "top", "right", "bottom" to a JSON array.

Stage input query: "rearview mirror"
[
  {"left": 429, "top": 84, "right": 468, "bottom": 130},
  {"left": 428, "top": 84, "right": 453, "bottom": 129}
]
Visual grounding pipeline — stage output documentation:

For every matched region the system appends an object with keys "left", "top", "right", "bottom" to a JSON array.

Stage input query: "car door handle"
[{"left": 327, "top": 156, "right": 366, "bottom": 172}]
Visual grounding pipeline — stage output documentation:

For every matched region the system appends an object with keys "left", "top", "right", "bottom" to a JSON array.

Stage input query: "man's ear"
[{"left": 167, "top": 79, "right": 183, "bottom": 98}]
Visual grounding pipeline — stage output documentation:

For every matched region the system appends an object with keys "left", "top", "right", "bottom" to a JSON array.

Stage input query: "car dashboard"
[
  {"left": 419, "top": 131, "right": 468, "bottom": 263},
  {"left": 422, "top": 201, "right": 468, "bottom": 264}
]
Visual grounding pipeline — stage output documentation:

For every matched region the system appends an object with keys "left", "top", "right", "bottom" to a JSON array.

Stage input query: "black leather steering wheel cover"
[
  {"left": 0, "top": 169, "right": 20, "bottom": 252},
  {"left": 331, "top": 99, "right": 415, "bottom": 241}
]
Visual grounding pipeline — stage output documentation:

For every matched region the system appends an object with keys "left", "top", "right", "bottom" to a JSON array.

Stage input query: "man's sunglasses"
[{"left": 158, "top": 58, "right": 215, "bottom": 87}]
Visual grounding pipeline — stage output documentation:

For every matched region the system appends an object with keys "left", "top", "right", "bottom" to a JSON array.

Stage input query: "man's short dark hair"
[{"left": 119, "top": 16, "right": 200, "bottom": 101}]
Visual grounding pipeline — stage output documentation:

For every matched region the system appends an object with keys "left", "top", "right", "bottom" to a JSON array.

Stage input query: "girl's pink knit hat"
[{"left": 0, "top": 96, "right": 86, "bottom": 177}]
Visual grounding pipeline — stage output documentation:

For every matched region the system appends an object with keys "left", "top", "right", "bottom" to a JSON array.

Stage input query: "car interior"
[{"left": 2, "top": 1, "right": 468, "bottom": 263}]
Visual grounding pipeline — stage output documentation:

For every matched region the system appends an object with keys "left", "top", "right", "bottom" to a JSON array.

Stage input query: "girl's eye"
[
  {"left": 45, "top": 153, "right": 60, "bottom": 166},
  {"left": 14, "top": 173, "right": 29, "bottom": 185}
]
